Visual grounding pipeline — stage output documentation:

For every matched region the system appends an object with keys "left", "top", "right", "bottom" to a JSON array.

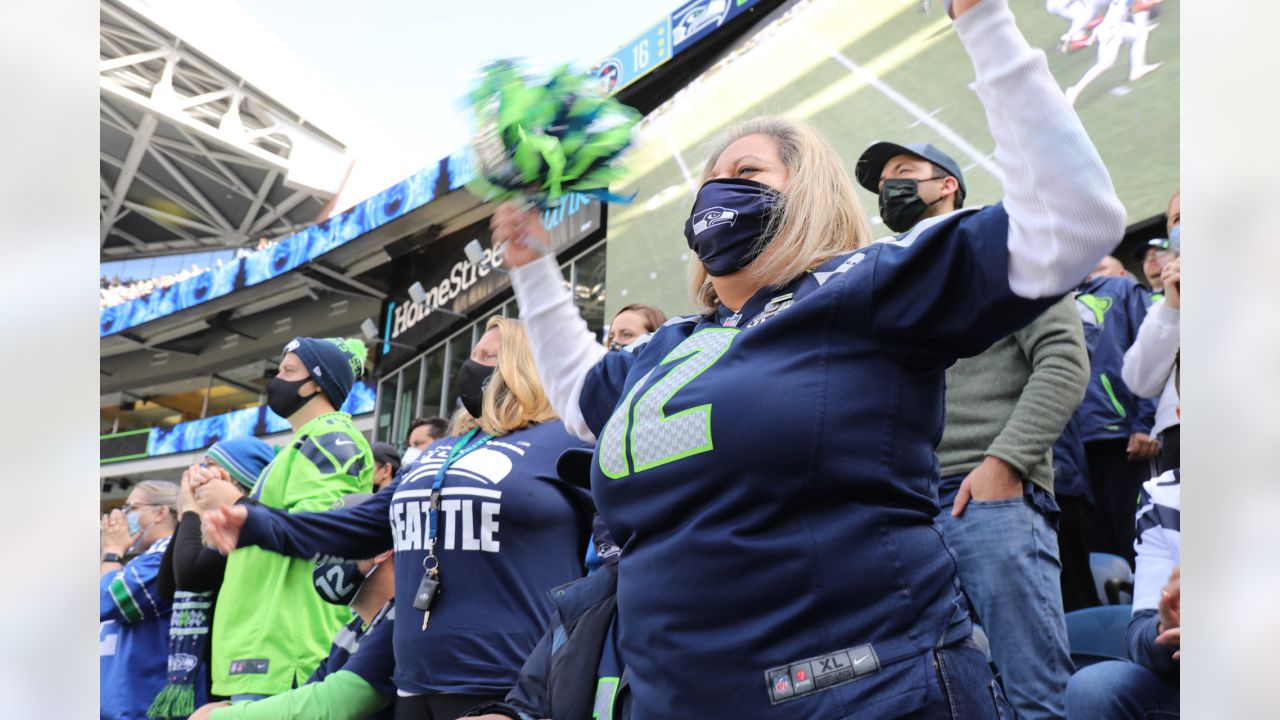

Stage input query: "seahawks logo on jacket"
[{"left": 298, "top": 432, "right": 368, "bottom": 477}]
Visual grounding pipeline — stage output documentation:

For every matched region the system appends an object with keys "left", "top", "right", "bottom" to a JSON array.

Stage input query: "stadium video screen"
[
  {"left": 604, "top": 0, "right": 1179, "bottom": 318},
  {"left": 100, "top": 164, "right": 442, "bottom": 337}
]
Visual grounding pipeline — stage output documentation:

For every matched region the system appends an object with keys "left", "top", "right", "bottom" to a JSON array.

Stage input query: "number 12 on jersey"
[{"left": 598, "top": 329, "right": 738, "bottom": 479}]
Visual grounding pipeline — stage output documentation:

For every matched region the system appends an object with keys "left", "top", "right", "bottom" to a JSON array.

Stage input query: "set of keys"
[{"left": 415, "top": 567, "right": 440, "bottom": 631}]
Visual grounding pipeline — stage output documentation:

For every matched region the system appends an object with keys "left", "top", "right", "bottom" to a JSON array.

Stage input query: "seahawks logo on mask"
[{"left": 690, "top": 207, "right": 738, "bottom": 236}]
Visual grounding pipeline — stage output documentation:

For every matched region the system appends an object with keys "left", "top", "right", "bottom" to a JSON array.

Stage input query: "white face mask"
[{"left": 401, "top": 447, "right": 423, "bottom": 466}]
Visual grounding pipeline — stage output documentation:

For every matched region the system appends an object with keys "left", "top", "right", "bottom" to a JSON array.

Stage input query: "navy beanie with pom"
[{"left": 282, "top": 337, "right": 368, "bottom": 409}]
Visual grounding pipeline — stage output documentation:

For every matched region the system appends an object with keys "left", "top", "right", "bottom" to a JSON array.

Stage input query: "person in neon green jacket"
[{"left": 199, "top": 337, "right": 374, "bottom": 700}]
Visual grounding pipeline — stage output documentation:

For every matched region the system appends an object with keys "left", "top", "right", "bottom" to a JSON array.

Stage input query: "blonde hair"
[
  {"left": 449, "top": 317, "right": 558, "bottom": 437},
  {"left": 688, "top": 116, "right": 872, "bottom": 313}
]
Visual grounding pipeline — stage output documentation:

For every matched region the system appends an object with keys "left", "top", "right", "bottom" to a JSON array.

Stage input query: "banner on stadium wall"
[
  {"left": 99, "top": 380, "right": 375, "bottom": 463},
  {"left": 377, "top": 194, "right": 603, "bottom": 371}
]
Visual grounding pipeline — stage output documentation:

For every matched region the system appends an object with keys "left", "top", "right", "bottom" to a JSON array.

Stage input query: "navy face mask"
[{"left": 683, "top": 178, "right": 783, "bottom": 277}]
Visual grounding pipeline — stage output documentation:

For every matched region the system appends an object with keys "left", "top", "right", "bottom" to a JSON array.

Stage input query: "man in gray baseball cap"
[
  {"left": 856, "top": 139, "right": 1086, "bottom": 720},
  {"left": 855, "top": 141, "right": 967, "bottom": 233}
]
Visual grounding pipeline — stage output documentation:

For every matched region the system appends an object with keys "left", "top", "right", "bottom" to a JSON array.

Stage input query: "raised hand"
[
  {"left": 1161, "top": 257, "right": 1180, "bottom": 309},
  {"left": 948, "top": 0, "right": 983, "bottom": 19},
  {"left": 201, "top": 504, "right": 248, "bottom": 554},
  {"left": 101, "top": 509, "right": 139, "bottom": 556},
  {"left": 490, "top": 202, "right": 549, "bottom": 269}
]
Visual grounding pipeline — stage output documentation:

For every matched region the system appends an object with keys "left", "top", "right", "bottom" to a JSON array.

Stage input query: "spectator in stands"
[
  {"left": 1065, "top": 471, "right": 1180, "bottom": 718},
  {"left": 150, "top": 438, "right": 276, "bottom": 719},
  {"left": 1073, "top": 260, "right": 1160, "bottom": 565},
  {"left": 1088, "top": 255, "right": 1127, "bottom": 280},
  {"left": 370, "top": 442, "right": 402, "bottom": 491},
  {"left": 1132, "top": 238, "right": 1175, "bottom": 297},
  {"left": 488, "top": 0, "right": 1126, "bottom": 710},
  {"left": 403, "top": 417, "right": 448, "bottom": 464},
  {"left": 605, "top": 304, "right": 667, "bottom": 350},
  {"left": 1122, "top": 190, "right": 1181, "bottom": 474},
  {"left": 200, "top": 337, "right": 375, "bottom": 703},
  {"left": 203, "top": 317, "right": 595, "bottom": 719},
  {"left": 856, "top": 140, "right": 1088, "bottom": 720},
  {"left": 194, "top": 495, "right": 398, "bottom": 720},
  {"left": 101, "top": 480, "right": 179, "bottom": 720}
]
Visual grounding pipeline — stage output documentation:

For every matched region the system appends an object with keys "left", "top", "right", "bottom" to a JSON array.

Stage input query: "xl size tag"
[
  {"left": 765, "top": 643, "right": 879, "bottom": 704},
  {"left": 413, "top": 574, "right": 439, "bottom": 611}
]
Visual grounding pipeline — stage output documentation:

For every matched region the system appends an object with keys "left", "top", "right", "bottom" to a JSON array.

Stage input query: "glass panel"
[
  {"left": 444, "top": 330, "right": 472, "bottom": 417},
  {"left": 420, "top": 344, "right": 446, "bottom": 422},
  {"left": 572, "top": 244, "right": 608, "bottom": 342},
  {"left": 376, "top": 376, "right": 395, "bottom": 442},
  {"left": 396, "top": 357, "right": 422, "bottom": 446}
]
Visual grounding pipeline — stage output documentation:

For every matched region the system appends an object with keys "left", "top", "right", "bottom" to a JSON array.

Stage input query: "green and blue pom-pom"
[{"left": 466, "top": 59, "right": 641, "bottom": 209}]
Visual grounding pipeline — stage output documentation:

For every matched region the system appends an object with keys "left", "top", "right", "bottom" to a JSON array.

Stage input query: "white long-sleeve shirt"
[
  {"left": 1122, "top": 299, "right": 1181, "bottom": 436},
  {"left": 511, "top": 0, "right": 1127, "bottom": 442}
]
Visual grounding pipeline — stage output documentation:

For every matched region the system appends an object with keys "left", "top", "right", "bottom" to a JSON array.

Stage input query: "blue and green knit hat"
[
  {"left": 282, "top": 337, "right": 368, "bottom": 409},
  {"left": 205, "top": 436, "right": 277, "bottom": 492}
]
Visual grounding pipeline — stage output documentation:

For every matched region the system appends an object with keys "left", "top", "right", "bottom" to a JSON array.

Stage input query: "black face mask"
[
  {"left": 457, "top": 359, "right": 496, "bottom": 419},
  {"left": 312, "top": 560, "right": 365, "bottom": 605},
  {"left": 878, "top": 177, "right": 948, "bottom": 233},
  {"left": 683, "top": 178, "right": 783, "bottom": 276},
  {"left": 266, "top": 376, "right": 320, "bottom": 419}
]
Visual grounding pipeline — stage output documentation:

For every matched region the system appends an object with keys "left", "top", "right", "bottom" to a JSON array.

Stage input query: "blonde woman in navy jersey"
[{"left": 490, "top": 1, "right": 1126, "bottom": 717}]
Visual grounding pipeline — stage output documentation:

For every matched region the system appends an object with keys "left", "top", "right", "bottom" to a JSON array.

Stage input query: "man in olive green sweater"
[
  {"left": 933, "top": 294, "right": 1089, "bottom": 720},
  {"left": 856, "top": 141, "right": 1090, "bottom": 720}
]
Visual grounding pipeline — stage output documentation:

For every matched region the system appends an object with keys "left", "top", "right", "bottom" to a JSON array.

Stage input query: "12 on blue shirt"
[{"left": 580, "top": 205, "right": 1059, "bottom": 718}]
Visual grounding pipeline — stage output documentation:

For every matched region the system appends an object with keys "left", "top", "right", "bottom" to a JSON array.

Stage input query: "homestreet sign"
[{"left": 377, "top": 194, "right": 603, "bottom": 369}]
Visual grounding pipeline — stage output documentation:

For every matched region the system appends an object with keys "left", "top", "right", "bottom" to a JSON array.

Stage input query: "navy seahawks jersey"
[
  {"left": 238, "top": 420, "right": 593, "bottom": 697},
  {"left": 1073, "top": 275, "right": 1154, "bottom": 442},
  {"left": 579, "top": 205, "right": 1058, "bottom": 718}
]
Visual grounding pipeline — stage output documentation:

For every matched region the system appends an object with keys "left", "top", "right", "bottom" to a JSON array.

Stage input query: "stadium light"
[
  {"left": 404, "top": 282, "right": 466, "bottom": 319},
  {"left": 360, "top": 318, "right": 422, "bottom": 351}
]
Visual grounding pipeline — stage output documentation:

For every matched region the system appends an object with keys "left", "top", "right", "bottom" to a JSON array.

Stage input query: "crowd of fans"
[
  {"left": 101, "top": 4, "right": 1181, "bottom": 718},
  {"left": 100, "top": 238, "right": 279, "bottom": 310}
]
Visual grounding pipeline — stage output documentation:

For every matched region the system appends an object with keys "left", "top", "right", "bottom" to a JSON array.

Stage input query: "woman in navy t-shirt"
[
  {"left": 204, "top": 317, "right": 593, "bottom": 720},
  {"left": 490, "top": 2, "right": 1126, "bottom": 717}
]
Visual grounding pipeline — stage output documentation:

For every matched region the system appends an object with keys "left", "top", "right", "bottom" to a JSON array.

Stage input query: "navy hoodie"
[
  {"left": 579, "top": 205, "right": 1058, "bottom": 718},
  {"left": 236, "top": 420, "right": 593, "bottom": 696}
]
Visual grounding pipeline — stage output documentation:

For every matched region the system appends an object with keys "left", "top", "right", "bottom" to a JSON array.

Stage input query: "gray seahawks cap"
[{"left": 855, "top": 141, "right": 967, "bottom": 206}]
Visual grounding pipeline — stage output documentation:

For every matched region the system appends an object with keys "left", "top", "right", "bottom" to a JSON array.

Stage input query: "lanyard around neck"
[{"left": 426, "top": 428, "right": 493, "bottom": 556}]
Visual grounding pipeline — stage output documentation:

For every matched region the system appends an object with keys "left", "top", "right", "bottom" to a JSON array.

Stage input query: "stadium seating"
[
  {"left": 1089, "top": 552, "right": 1135, "bottom": 605},
  {"left": 1066, "top": 604, "right": 1133, "bottom": 667}
]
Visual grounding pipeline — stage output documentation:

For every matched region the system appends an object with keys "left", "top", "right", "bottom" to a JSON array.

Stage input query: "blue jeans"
[
  {"left": 230, "top": 693, "right": 270, "bottom": 702},
  {"left": 903, "top": 637, "right": 1014, "bottom": 719},
  {"left": 1066, "top": 661, "right": 1179, "bottom": 719},
  {"left": 936, "top": 490, "right": 1073, "bottom": 720}
]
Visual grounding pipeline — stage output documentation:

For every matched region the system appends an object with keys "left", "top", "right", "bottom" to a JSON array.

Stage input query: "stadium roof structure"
[{"left": 100, "top": 0, "right": 351, "bottom": 260}]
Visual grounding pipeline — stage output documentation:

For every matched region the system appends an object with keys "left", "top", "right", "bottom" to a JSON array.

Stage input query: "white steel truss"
[{"left": 100, "top": 0, "right": 349, "bottom": 258}]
